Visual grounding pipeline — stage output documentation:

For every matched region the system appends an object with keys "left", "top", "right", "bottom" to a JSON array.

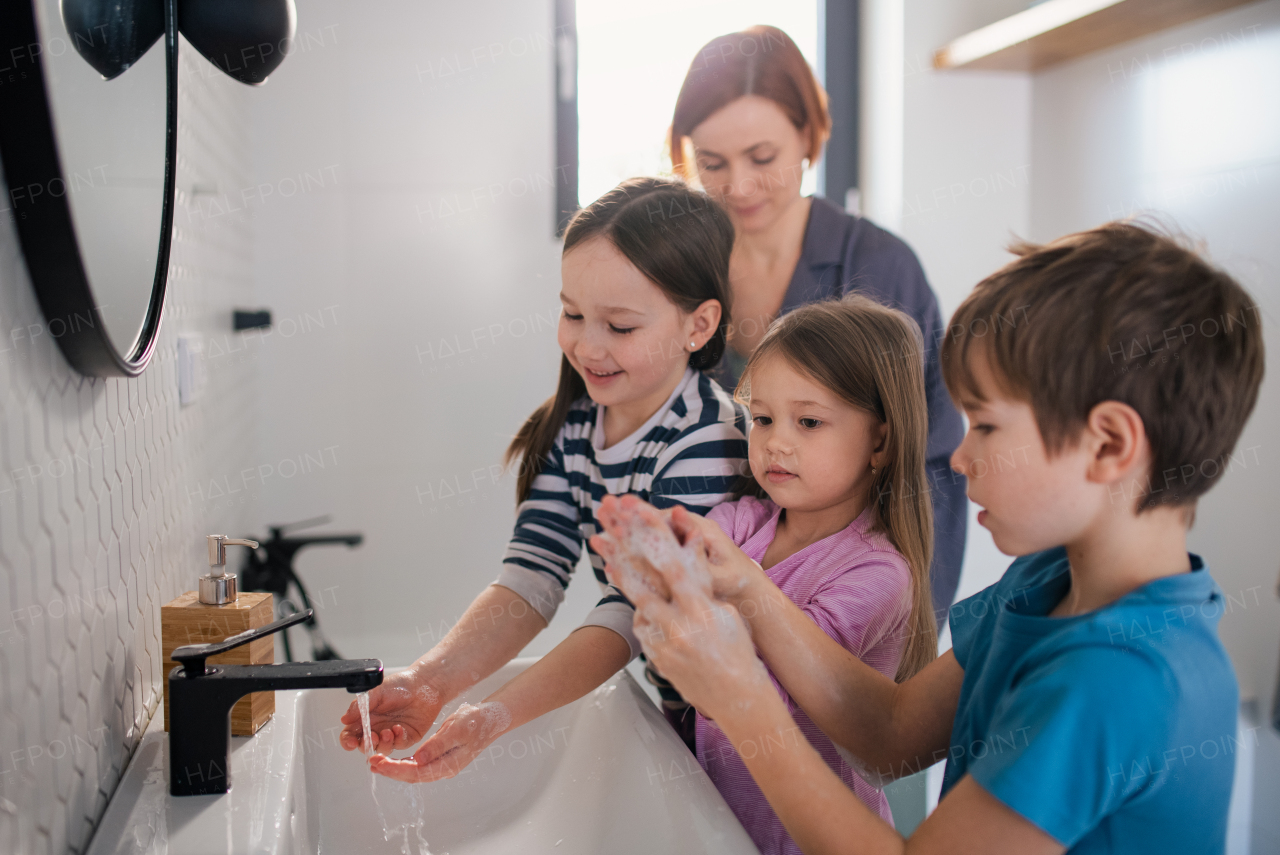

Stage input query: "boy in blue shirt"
[{"left": 592, "top": 221, "right": 1265, "bottom": 854}]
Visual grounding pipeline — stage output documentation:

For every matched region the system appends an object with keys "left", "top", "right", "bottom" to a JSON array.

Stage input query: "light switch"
[{"left": 177, "top": 334, "right": 206, "bottom": 406}]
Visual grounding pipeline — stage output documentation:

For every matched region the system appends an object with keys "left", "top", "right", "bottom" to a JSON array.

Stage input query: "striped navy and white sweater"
[{"left": 496, "top": 367, "right": 749, "bottom": 656}]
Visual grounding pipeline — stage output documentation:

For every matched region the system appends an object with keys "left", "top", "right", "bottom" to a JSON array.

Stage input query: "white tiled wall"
[{"left": 0, "top": 45, "right": 261, "bottom": 854}]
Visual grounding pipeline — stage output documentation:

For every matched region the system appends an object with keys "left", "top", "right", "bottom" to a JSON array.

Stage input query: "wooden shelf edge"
[{"left": 934, "top": 0, "right": 1261, "bottom": 72}]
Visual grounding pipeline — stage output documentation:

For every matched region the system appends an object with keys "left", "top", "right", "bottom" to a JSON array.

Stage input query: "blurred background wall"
[{"left": 247, "top": 0, "right": 566, "bottom": 665}]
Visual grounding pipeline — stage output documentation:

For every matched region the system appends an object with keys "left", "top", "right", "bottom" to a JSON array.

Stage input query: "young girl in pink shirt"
[{"left": 595, "top": 297, "right": 937, "bottom": 855}]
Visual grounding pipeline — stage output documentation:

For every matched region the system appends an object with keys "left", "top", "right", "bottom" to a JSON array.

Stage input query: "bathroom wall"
[
  {"left": 898, "top": 0, "right": 1034, "bottom": 615},
  {"left": 0, "top": 47, "right": 261, "bottom": 855},
  {"left": 1028, "top": 3, "right": 1280, "bottom": 850},
  {"left": 246, "top": 0, "right": 571, "bottom": 667},
  {"left": 1029, "top": 0, "right": 1280, "bottom": 711}
]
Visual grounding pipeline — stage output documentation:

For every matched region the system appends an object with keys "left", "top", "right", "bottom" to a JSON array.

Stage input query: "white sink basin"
[{"left": 86, "top": 659, "right": 759, "bottom": 854}]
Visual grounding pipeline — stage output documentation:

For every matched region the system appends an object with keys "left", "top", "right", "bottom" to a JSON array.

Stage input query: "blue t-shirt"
[{"left": 943, "top": 547, "right": 1238, "bottom": 853}]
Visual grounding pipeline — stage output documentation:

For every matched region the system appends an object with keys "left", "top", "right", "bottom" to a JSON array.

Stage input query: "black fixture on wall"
[
  {"left": 61, "top": 0, "right": 295, "bottom": 85},
  {"left": 0, "top": 0, "right": 296, "bottom": 378},
  {"left": 61, "top": 0, "right": 166, "bottom": 80},
  {"left": 233, "top": 309, "right": 272, "bottom": 331}
]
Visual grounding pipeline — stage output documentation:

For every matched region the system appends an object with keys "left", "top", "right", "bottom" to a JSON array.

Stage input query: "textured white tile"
[{"left": 0, "top": 43, "right": 261, "bottom": 854}]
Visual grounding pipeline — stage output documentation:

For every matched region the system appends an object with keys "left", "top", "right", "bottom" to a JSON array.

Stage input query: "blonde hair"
[{"left": 737, "top": 298, "right": 937, "bottom": 681}]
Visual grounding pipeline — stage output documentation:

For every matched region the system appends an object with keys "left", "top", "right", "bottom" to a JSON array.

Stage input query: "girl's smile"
[
  {"left": 582, "top": 365, "right": 625, "bottom": 386},
  {"left": 558, "top": 235, "right": 722, "bottom": 448}
]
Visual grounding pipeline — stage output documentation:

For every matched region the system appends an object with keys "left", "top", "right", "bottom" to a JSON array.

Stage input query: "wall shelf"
[{"left": 934, "top": 0, "right": 1259, "bottom": 71}]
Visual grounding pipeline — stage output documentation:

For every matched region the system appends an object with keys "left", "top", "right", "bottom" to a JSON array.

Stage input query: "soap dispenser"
[
  {"left": 200, "top": 534, "right": 259, "bottom": 604},
  {"left": 162, "top": 535, "right": 277, "bottom": 735}
]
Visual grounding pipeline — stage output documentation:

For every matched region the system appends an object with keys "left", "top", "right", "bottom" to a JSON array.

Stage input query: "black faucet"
[{"left": 167, "top": 609, "right": 382, "bottom": 796}]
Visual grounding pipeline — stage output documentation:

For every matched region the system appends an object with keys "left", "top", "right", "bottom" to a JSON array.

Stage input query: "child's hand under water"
[
  {"left": 339, "top": 667, "right": 445, "bottom": 754},
  {"left": 368, "top": 701, "right": 511, "bottom": 783}
]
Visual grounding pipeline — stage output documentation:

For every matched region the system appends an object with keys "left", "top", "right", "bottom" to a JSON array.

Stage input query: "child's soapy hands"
[
  {"left": 592, "top": 496, "right": 766, "bottom": 606},
  {"left": 594, "top": 496, "right": 770, "bottom": 722},
  {"left": 368, "top": 701, "right": 511, "bottom": 783},
  {"left": 666, "top": 505, "right": 767, "bottom": 604},
  {"left": 339, "top": 666, "right": 445, "bottom": 754}
]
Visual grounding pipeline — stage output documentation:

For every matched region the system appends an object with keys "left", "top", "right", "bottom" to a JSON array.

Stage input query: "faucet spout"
[
  {"left": 176, "top": 658, "right": 383, "bottom": 695},
  {"left": 167, "top": 609, "right": 383, "bottom": 795}
]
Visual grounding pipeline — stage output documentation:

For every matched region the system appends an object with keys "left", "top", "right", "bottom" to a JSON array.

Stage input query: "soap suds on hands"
[
  {"left": 598, "top": 501, "right": 713, "bottom": 604},
  {"left": 450, "top": 700, "right": 512, "bottom": 742}
]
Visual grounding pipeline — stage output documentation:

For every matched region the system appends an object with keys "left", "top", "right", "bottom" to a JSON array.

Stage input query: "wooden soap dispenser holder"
[{"left": 162, "top": 535, "right": 276, "bottom": 736}]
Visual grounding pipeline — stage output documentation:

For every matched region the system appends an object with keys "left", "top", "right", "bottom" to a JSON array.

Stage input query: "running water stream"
[{"left": 358, "top": 692, "right": 433, "bottom": 854}]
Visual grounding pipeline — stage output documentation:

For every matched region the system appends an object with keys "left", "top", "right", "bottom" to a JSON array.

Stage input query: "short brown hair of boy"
[{"left": 942, "top": 221, "right": 1264, "bottom": 512}]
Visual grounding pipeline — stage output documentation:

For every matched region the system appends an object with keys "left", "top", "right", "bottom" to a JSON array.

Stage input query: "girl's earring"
[
  {"left": 689, "top": 341, "right": 697, "bottom": 350},
  {"left": 871, "top": 465, "right": 877, "bottom": 475}
]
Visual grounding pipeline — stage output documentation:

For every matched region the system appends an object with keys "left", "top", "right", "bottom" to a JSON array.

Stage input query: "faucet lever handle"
[{"left": 171, "top": 608, "right": 313, "bottom": 677}]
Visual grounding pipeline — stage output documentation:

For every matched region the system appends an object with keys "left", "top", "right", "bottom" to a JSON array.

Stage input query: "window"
[{"left": 574, "top": 0, "right": 821, "bottom": 208}]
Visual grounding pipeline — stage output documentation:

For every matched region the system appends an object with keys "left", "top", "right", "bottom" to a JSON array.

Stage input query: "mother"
[{"left": 669, "top": 26, "right": 965, "bottom": 617}]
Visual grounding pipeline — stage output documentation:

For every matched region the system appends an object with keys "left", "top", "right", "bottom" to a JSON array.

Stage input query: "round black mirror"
[
  {"left": 0, "top": 0, "right": 295, "bottom": 377},
  {"left": 0, "top": 0, "right": 176, "bottom": 376}
]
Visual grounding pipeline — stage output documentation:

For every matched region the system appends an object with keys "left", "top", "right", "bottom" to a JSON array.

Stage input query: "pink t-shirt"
[{"left": 697, "top": 496, "right": 913, "bottom": 855}]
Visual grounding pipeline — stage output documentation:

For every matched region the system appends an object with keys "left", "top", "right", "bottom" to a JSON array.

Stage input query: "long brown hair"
[
  {"left": 737, "top": 298, "right": 937, "bottom": 681},
  {"left": 505, "top": 178, "right": 735, "bottom": 502},
  {"left": 670, "top": 25, "right": 831, "bottom": 180}
]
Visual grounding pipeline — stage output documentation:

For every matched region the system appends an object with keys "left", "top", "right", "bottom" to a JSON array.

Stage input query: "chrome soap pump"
[{"left": 199, "top": 534, "right": 259, "bottom": 604}]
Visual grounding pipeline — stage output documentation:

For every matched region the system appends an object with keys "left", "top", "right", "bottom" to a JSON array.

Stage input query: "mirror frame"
[{"left": 0, "top": 0, "right": 178, "bottom": 377}]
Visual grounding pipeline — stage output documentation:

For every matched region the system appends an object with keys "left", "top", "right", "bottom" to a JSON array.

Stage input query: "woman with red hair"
[{"left": 651, "top": 23, "right": 966, "bottom": 726}]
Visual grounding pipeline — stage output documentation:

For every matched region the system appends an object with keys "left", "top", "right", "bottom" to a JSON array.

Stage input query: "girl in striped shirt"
[
  {"left": 594, "top": 298, "right": 938, "bottom": 854},
  {"left": 350, "top": 178, "right": 750, "bottom": 781}
]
